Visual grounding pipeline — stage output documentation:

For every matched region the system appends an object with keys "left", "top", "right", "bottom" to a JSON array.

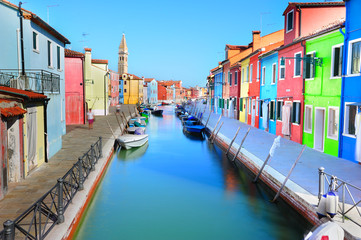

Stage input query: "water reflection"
[{"left": 117, "top": 142, "right": 149, "bottom": 161}]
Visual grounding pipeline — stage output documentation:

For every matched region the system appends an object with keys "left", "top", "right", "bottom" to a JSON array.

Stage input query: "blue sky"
[{"left": 19, "top": 0, "right": 325, "bottom": 88}]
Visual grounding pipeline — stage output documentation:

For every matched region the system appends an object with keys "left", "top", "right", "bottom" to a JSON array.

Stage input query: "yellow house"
[
  {"left": 239, "top": 58, "right": 250, "bottom": 123},
  {"left": 122, "top": 73, "right": 144, "bottom": 104},
  {"left": 84, "top": 48, "right": 110, "bottom": 116}
]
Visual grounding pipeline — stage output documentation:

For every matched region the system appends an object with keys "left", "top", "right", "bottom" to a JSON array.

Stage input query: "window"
[
  {"left": 261, "top": 67, "right": 266, "bottom": 85},
  {"left": 242, "top": 68, "right": 245, "bottom": 83},
  {"left": 248, "top": 98, "right": 252, "bottom": 115},
  {"left": 331, "top": 44, "right": 343, "bottom": 78},
  {"left": 259, "top": 100, "right": 264, "bottom": 117},
  {"left": 344, "top": 104, "right": 357, "bottom": 136},
  {"left": 279, "top": 58, "right": 285, "bottom": 80},
  {"left": 349, "top": 40, "right": 361, "bottom": 75},
  {"left": 328, "top": 107, "right": 339, "bottom": 139},
  {"left": 47, "top": 41, "right": 52, "bottom": 67},
  {"left": 235, "top": 71, "right": 238, "bottom": 85},
  {"left": 304, "top": 105, "right": 312, "bottom": 133},
  {"left": 33, "top": 31, "right": 38, "bottom": 51},
  {"left": 249, "top": 64, "right": 253, "bottom": 83},
  {"left": 256, "top": 97, "right": 259, "bottom": 116},
  {"left": 272, "top": 63, "right": 276, "bottom": 84},
  {"left": 292, "top": 102, "right": 301, "bottom": 124},
  {"left": 246, "top": 66, "right": 249, "bottom": 83},
  {"left": 269, "top": 101, "right": 275, "bottom": 121},
  {"left": 287, "top": 10, "right": 294, "bottom": 32},
  {"left": 124, "top": 89, "right": 127, "bottom": 93},
  {"left": 257, "top": 61, "right": 260, "bottom": 81},
  {"left": 304, "top": 52, "right": 315, "bottom": 79},
  {"left": 229, "top": 72, "right": 232, "bottom": 86},
  {"left": 277, "top": 101, "right": 283, "bottom": 120},
  {"left": 124, "top": 80, "right": 127, "bottom": 85},
  {"left": 57, "top": 46, "right": 61, "bottom": 70},
  {"left": 294, "top": 52, "right": 302, "bottom": 77}
]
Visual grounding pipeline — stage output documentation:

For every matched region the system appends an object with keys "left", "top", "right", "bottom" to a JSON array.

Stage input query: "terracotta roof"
[
  {"left": 92, "top": 59, "right": 108, "bottom": 64},
  {"left": 0, "top": 86, "right": 47, "bottom": 99},
  {"left": 225, "top": 44, "right": 248, "bottom": 50},
  {"left": 283, "top": 2, "right": 344, "bottom": 15},
  {"left": 65, "top": 49, "right": 84, "bottom": 58},
  {"left": 144, "top": 78, "right": 155, "bottom": 82},
  {"left": 0, "top": 99, "right": 27, "bottom": 117},
  {"left": 125, "top": 73, "right": 142, "bottom": 79}
]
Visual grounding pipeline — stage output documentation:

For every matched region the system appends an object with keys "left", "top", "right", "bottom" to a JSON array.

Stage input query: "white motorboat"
[
  {"left": 127, "top": 126, "right": 146, "bottom": 134},
  {"left": 116, "top": 134, "right": 148, "bottom": 150},
  {"left": 304, "top": 221, "right": 344, "bottom": 240}
]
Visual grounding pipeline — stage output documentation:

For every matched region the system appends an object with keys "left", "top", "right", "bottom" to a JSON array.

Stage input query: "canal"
[{"left": 74, "top": 106, "right": 311, "bottom": 240}]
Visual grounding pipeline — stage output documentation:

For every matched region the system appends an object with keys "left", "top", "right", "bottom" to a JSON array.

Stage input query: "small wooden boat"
[
  {"left": 151, "top": 109, "right": 163, "bottom": 116},
  {"left": 115, "top": 134, "right": 149, "bottom": 150}
]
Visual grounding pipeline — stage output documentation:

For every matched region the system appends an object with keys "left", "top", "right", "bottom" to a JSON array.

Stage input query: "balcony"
[{"left": 0, "top": 69, "right": 60, "bottom": 93}]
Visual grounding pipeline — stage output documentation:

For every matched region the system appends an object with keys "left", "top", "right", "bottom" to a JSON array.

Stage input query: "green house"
[{"left": 303, "top": 23, "right": 344, "bottom": 156}]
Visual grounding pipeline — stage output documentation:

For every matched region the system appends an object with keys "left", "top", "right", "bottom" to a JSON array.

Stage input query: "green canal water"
[{"left": 74, "top": 106, "right": 311, "bottom": 240}]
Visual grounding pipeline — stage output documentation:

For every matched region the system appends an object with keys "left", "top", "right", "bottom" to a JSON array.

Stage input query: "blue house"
[
  {"left": 145, "top": 78, "right": 158, "bottom": 104},
  {"left": 0, "top": 1, "right": 70, "bottom": 159},
  {"left": 339, "top": 0, "right": 361, "bottom": 163},
  {"left": 259, "top": 51, "right": 279, "bottom": 134},
  {"left": 212, "top": 67, "right": 223, "bottom": 114},
  {"left": 119, "top": 79, "right": 124, "bottom": 104}
]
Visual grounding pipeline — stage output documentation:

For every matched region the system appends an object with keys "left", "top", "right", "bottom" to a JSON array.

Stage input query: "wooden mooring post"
[
  {"left": 226, "top": 126, "right": 241, "bottom": 156},
  {"left": 211, "top": 122, "right": 223, "bottom": 144},
  {"left": 204, "top": 113, "right": 212, "bottom": 128},
  {"left": 232, "top": 127, "right": 251, "bottom": 162},
  {"left": 208, "top": 115, "right": 222, "bottom": 140},
  {"left": 271, "top": 145, "right": 306, "bottom": 202}
]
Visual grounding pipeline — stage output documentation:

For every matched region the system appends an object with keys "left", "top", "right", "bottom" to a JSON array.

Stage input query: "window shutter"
[
  {"left": 227, "top": 99, "right": 229, "bottom": 109},
  {"left": 240, "top": 98, "right": 243, "bottom": 111}
]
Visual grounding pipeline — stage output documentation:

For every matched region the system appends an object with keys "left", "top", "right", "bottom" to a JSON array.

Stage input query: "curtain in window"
[
  {"left": 282, "top": 104, "right": 291, "bottom": 136},
  {"left": 262, "top": 102, "right": 269, "bottom": 129}
]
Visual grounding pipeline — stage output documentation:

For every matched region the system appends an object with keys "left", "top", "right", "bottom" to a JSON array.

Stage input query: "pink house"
[
  {"left": 109, "top": 70, "right": 119, "bottom": 106},
  {"left": 276, "top": 2, "right": 345, "bottom": 144},
  {"left": 65, "top": 49, "right": 85, "bottom": 125}
]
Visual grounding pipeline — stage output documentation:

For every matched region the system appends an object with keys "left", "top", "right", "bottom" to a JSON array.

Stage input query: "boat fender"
[
  {"left": 326, "top": 191, "right": 339, "bottom": 218},
  {"left": 316, "top": 194, "right": 328, "bottom": 219}
]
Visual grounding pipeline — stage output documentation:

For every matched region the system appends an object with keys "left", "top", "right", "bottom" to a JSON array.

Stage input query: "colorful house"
[
  {"left": 277, "top": 2, "right": 345, "bottom": 144},
  {"left": 212, "top": 66, "right": 223, "bottom": 114},
  {"left": 302, "top": 22, "right": 344, "bottom": 156},
  {"left": 109, "top": 70, "right": 119, "bottom": 106},
  {"left": 0, "top": 1, "right": 70, "bottom": 159},
  {"left": 119, "top": 77, "right": 124, "bottom": 104},
  {"left": 122, "top": 73, "right": 144, "bottom": 104},
  {"left": 339, "top": 0, "right": 361, "bottom": 163},
  {"left": 84, "top": 48, "right": 110, "bottom": 115},
  {"left": 144, "top": 78, "right": 158, "bottom": 104},
  {"left": 65, "top": 49, "right": 85, "bottom": 125}
]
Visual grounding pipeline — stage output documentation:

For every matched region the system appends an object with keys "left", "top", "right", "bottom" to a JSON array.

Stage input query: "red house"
[
  {"left": 276, "top": 2, "right": 345, "bottom": 143},
  {"left": 65, "top": 49, "right": 85, "bottom": 125}
]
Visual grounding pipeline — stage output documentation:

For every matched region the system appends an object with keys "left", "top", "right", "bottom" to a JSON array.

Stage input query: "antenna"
[{"left": 47, "top": 4, "right": 59, "bottom": 24}]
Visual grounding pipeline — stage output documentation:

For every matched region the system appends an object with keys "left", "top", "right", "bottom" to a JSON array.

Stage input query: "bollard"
[
  {"left": 3, "top": 220, "right": 15, "bottom": 240},
  {"left": 57, "top": 178, "right": 65, "bottom": 224},
  {"left": 226, "top": 126, "right": 241, "bottom": 156},
  {"left": 78, "top": 158, "right": 84, "bottom": 191},
  {"left": 90, "top": 144, "right": 95, "bottom": 171},
  {"left": 232, "top": 127, "right": 251, "bottom": 162},
  {"left": 318, "top": 167, "right": 325, "bottom": 200},
  {"left": 211, "top": 122, "right": 223, "bottom": 144},
  {"left": 99, "top": 137, "right": 103, "bottom": 158}
]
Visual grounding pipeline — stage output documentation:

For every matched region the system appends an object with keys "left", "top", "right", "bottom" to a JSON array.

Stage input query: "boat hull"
[{"left": 117, "top": 134, "right": 149, "bottom": 150}]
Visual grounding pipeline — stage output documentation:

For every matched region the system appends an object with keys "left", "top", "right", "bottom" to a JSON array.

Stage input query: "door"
[
  {"left": 314, "top": 108, "right": 325, "bottom": 152},
  {"left": 27, "top": 107, "right": 37, "bottom": 173},
  {"left": 251, "top": 99, "right": 256, "bottom": 126},
  {"left": 7, "top": 118, "right": 21, "bottom": 182}
]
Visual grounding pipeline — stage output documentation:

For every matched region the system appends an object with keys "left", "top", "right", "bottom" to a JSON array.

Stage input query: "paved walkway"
[
  {"left": 188, "top": 102, "right": 361, "bottom": 239},
  {"left": 0, "top": 105, "right": 134, "bottom": 227}
]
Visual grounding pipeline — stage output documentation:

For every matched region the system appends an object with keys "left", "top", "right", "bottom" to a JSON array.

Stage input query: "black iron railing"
[
  {"left": 0, "top": 137, "right": 103, "bottom": 240},
  {"left": 0, "top": 69, "right": 60, "bottom": 93}
]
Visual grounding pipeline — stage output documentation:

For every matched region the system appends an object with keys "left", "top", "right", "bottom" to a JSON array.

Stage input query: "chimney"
[
  {"left": 252, "top": 31, "right": 261, "bottom": 51},
  {"left": 84, "top": 48, "right": 92, "bottom": 80}
]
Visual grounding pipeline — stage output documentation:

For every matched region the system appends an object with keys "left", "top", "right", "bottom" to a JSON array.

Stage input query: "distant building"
[
  {"left": 122, "top": 73, "right": 143, "bottom": 104},
  {"left": 118, "top": 34, "right": 128, "bottom": 76},
  {"left": 144, "top": 78, "right": 158, "bottom": 104}
]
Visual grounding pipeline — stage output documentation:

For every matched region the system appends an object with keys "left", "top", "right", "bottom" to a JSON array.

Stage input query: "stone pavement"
[
  {"left": 188, "top": 102, "right": 361, "bottom": 239},
  {"left": 0, "top": 104, "right": 134, "bottom": 228}
]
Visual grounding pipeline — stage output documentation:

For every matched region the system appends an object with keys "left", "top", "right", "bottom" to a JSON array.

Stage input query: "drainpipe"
[
  {"left": 338, "top": 27, "right": 347, "bottom": 158},
  {"left": 18, "top": 2, "right": 25, "bottom": 76},
  {"left": 301, "top": 40, "right": 306, "bottom": 95},
  {"left": 44, "top": 98, "right": 50, "bottom": 163},
  {"left": 82, "top": 56, "right": 86, "bottom": 124}
]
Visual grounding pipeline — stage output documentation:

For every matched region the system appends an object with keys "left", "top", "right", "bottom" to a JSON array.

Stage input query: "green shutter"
[
  {"left": 240, "top": 98, "right": 243, "bottom": 111},
  {"left": 227, "top": 99, "right": 229, "bottom": 109}
]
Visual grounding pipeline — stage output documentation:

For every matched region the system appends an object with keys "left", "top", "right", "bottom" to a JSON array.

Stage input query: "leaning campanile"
[{"left": 118, "top": 33, "right": 128, "bottom": 75}]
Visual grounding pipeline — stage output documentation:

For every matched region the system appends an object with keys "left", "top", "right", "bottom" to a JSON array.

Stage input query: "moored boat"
[
  {"left": 151, "top": 109, "right": 163, "bottom": 116},
  {"left": 115, "top": 134, "right": 149, "bottom": 150}
]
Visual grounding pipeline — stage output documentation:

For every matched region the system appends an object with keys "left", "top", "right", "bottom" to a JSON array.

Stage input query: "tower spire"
[{"left": 118, "top": 33, "right": 128, "bottom": 75}]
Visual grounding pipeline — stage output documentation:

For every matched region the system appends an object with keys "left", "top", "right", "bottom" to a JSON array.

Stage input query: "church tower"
[{"left": 118, "top": 34, "right": 128, "bottom": 75}]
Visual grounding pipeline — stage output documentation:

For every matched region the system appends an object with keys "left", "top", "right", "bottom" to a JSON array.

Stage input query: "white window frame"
[
  {"left": 330, "top": 43, "right": 344, "bottom": 79},
  {"left": 249, "top": 64, "right": 253, "bottom": 83},
  {"left": 47, "top": 40, "right": 53, "bottom": 68},
  {"left": 347, "top": 38, "right": 361, "bottom": 76},
  {"left": 33, "top": 31, "right": 39, "bottom": 53},
  {"left": 304, "top": 105, "right": 313, "bottom": 134},
  {"left": 257, "top": 61, "right": 260, "bottom": 82},
  {"left": 286, "top": 10, "right": 294, "bottom": 33},
  {"left": 327, "top": 106, "right": 339, "bottom": 140},
  {"left": 305, "top": 51, "right": 316, "bottom": 81},
  {"left": 248, "top": 97, "right": 252, "bottom": 115},
  {"left": 343, "top": 102, "right": 357, "bottom": 138},
  {"left": 294, "top": 52, "right": 302, "bottom": 78},
  {"left": 279, "top": 58, "right": 285, "bottom": 80},
  {"left": 292, "top": 100, "right": 301, "bottom": 125},
  {"left": 56, "top": 45, "right": 62, "bottom": 71},
  {"left": 271, "top": 63, "right": 276, "bottom": 84},
  {"left": 261, "top": 66, "right": 266, "bottom": 85}
]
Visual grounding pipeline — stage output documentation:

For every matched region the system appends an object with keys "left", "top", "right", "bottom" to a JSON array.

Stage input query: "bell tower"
[{"left": 118, "top": 33, "right": 128, "bottom": 75}]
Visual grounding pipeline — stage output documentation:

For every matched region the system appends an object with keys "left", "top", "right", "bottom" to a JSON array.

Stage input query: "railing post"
[
  {"left": 78, "top": 158, "right": 84, "bottom": 191},
  {"left": 90, "top": 144, "right": 95, "bottom": 171},
  {"left": 3, "top": 220, "right": 15, "bottom": 240},
  {"left": 99, "top": 137, "right": 103, "bottom": 158},
  {"left": 318, "top": 167, "right": 325, "bottom": 200},
  {"left": 57, "top": 178, "right": 65, "bottom": 224}
]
